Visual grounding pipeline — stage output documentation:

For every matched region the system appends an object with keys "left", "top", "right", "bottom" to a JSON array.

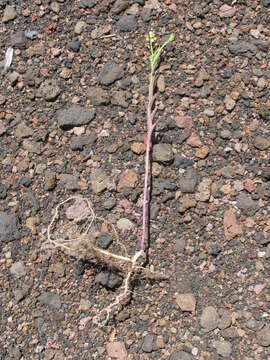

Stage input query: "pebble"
[
  {"left": 131, "top": 142, "right": 145, "bottom": 155},
  {"left": 67, "top": 39, "right": 81, "bottom": 52},
  {"left": 175, "top": 293, "right": 196, "bottom": 312},
  {"left": 8, "top": 72, "right": 19, "bottom": 86},
  {"left": 254, "top": 135, "right": 270, "bottom": 150},
  {"left": 236, "top": 193, "right": 258, "bottom": 216},
  {"left": 229, "top": 41, "right": 257, "bottom": 57},
  {"left": 196, "top": 178, "right": 212, "bottom": 202},
  {"left": 179, "top": 168, "right": 198, "bottom": 193},
  {"left": 10, "top": 261, "right": 26, "bottom": 278},
  {"left": 200, "top": 306, "right": 219, "bottom": 332},
  {"left": 50, "top": 1, "right": 60, "bottom": 14},
  {"left": 0, "top": 212, "right": 20, "bottom": 244},
  {"left": 44, "top": 170, "right": 56, "bottom": 191},
  {"left": 99, "top": 61, "right": 124, "bottom": 86},
  {"left": 57, "top": 105, "right": 96, "bottom": 130},
  {"left": 213, "top": 340, "right": 232, "bottom": 357},
  {"left": 88, "top": 86, "right": 109, "bottom": 105},
  {"left": 66, "top": 198, "right": 90, "bottom": 222},
  {"left": 15, "top": 122, "right": 34, "bottom": 139},
  {"left": 59, "top": 174, "right": 79, "bottom": 191},
  {"left": 178, "top": 194, "right": 197, "bottom": 213},
  {"left": 2, "top": 5, "right": 17, "bottom": 22},
  {"left": 117, "top": 15, "right": 138, "bottom": 32},
  {"left": 173, "top": 238, "right": 186, "bottom": 252},
  {"left": 91, "top": 168, "right": 110, "bottom": 194},
  {"left": 152, "top": 143, "right": 174, "bottom": 164},
  {"left": 157, "top": 75, "right": 165, "bottom": 92},
  {"left": 38, "top": 292, "right": 61, "bottom": 310},
  {"left": 257, "top": 324, "right": 270, "bottom": 346},
  {"left": 169, "top": 351, "right": 193, "bottom": 360},
  {"left": 141, "top": 334, "right": 155, "bottom": 353},
  {"left": 74, "top": 20, "right": 86, "bottom": 35},
  {"left": 218, "top": 310, "right": 232, "bottom": 330},
  {"left": 224, "top": 95, "right": 236, "bottom": 111},
  {"left": 113, "top": 0, "right": 129, "bottom": 14},
  {"left": 95, "top": 233, "right": 112, "bottom": 249},
  {"left": 106, "top": 341, "right": 128, "bottom": 359},
  {"left": 79, "top": 298, "right": 91, "bottom": 311},
  {"left": 95, "top": 271, "right": 122, "bottom": 289},
  {"left": 0, "top": 121, "right": 6, "bottom": 136},
  {"left": 117, "top": 218, "right": 134, "bottom": 231},
  {"left": 10, "top": 31, "right": 26, "bottom": 48},
  {"left": 117, "top": 169, "right": 138, "bottom": 191},
  {"left": 37, "top": 79, "right": 61, "bottom": 102},
  {"left": 103, "top": 197, "right": 116, "bottom": 210},
  {"left": 70, "top": 134, "right": 96, "bottom": 151}
]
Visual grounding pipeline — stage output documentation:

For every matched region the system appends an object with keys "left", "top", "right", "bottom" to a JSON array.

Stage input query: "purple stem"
[{"left": 140, "top": 76, "right": 157, "bottom": 251}]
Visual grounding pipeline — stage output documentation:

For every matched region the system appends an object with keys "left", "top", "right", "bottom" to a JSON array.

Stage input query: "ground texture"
[{"left": 0, "top": 0, "right": 270, "bottom": 359}]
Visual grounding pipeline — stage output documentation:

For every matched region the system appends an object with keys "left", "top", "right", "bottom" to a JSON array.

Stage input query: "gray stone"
[
  {"left": 262, "top": 167, "right": 270, "bottom": 181},
  {"left": 50, "top": 1, "right": 60, "bottom": 14},
  {"left": 141, "top": 334, "right": 155, "bottom": 353},
  {"left": 10, "top": 261, "right": 26, "bottom": 278},
  {"left": 95, "top": 271, "right": 122, "bottom": 289},
  {"left": 78, "top": 0, "right": 95, "bottom": 9},
  {"left": 236, "top": 193, "right": 258, "bottom": 216},
  {"left": 224, "top": 95, "right": 236, "bottom": 111},
  {"left": 59, "top": 174, "right": 79, "bottom": 191},
  {"left": 152, "top": 143, "right": 174, "bottom": 164},
  {"left": 200, "top": 306, "right": 219, "bottom": 331},
  {"left": 257, "top": 324, "right": 270, "bottom": 346},
  {"left": 174, "top": 239, "right": 186, "bottom": 252},
  {"left": 91, "top": 168, "right": 109, "bottom": 194},
  {"left": 10, "top": 31, "right": 26, "bottom": 48},
  {"left": 221, "top": 165, "right": 236, "bottom": 179},
  {"left": 218, "top": 310, "right": 232, "bottom": 330},
  {"left": 57, "top": 105, "right": 96, "bottom": 130},
  {"left": 67, "top": 39, "right": 80, "bottom": 52},
  {"left": 117, "top": 218, "right": 134, "bottom": 231},
  {"left": 2, "top": 5, "right": 16, "bottom": 22},
  {"left": 111, "top": 90, "right": 128, "bottom": 108},
  {"left": 38, "top": 292, "right": 61, "bottom": 310},
  {"left": 23, "top": 140, "right": 41, "bottom": 154},
  {"left": 44, "top": 170, "right": 56, "bottom": 191},
  {"left": 103, "top": 197, "right": 116, "bottom": 210},
  {"left": 179, "top": 168, "right": 198, "bottom": 193},
  {"left": 228, "top": 41, "right": 257, "bottom": 57},
  {"left": 7, "top": 72, "right": 19, "bottom": 86},
  {"left": 117, "top": 15, "right": 138, "bottom": 32},
  {"left": 169, "top": 351, "right": 193, "bottom": 360},
  {"left": 99, "top": 61, "right": 124, "bottom": 86},
  {"left": 0, "top": 121, "right": 6, "bottom": 136},
  {"left": 70, "top": 134, "right": 96, "bottom": 151},
  {"left": 88, "top": 86, "right": 110, "bottom": 105},
  {"left": 74, "top": 20, "right": 86, "bottom": 34},
  {"left": 262, "top": 0, "right": 270, "bottom": 6},
  {"left": 221, "top": 327, "right": 239, "bottom": 340},
  {"left": 95, "top": 233, "right": 112, "bottom": 249},
  {"left": 37, "top": 79, "right": 61, "bottom": 102},
  {"left": 254, "top": 135, "right": 270, "bottom": 150},
  {"left": 0, "top": 212, "right": 20, "bottom": 244},
  {"left": 220, "top": 129, "right": 232, "bottom": 139},
  {"left": 213, "top": 340, "right": 232, "bottom": 357}
]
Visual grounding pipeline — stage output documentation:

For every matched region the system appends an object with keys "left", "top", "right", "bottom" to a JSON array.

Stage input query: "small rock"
[
  {"left": 71, "top": 134, "right": 96, "bottom": 151},
  {"left": 157, "top": 75, "right": 165, "bottom": 92},
  {"left": 220, "top": 129, "right": 232, "bottom": 139},
  {"left": 95, "top": 271, "right": 122, "bottom": 289},
  {"left": 10, "top": 31, "right": 26, "bottom": 48},
  {"left": 23, "top": 140, "right": 41, "bottom": 154},
  {"left": 221, "top": 165, "right": 236, "bottom": 179},
  {"left": 176, "top": 293, "right": 196, "bottom": 312},
  {"left": 224, "top": 210, "right": 243, "bottom": 240},
  {"left": 229, "top": 41, "right": 257, "bottom": 57},
  {"left": 173, "top": 238, "right": 186, "bottom": 252},
  {"left": 113, "top": 0, "right": 129, "bottom": 14},
  {"left": 219, "top": 4, "right": 236, "bottom": 18},
  {"left": 104, "top": 198, "right": 116, "bottom": 210},
  {"left": 79, "top": 298, "right": 91, "bottom": 311},
  {"left": 10, "top": 261, "right": 26, "bottom": 278},
  {"left": 44, "top": 170, "right": 56, "bottom": 191},
  {"left": 117, "top": 169, "right": 138, "bottom": 191},
  {"left": 95, "top": 233, "right": 112, "bottom": 249},
  {"left": 179, "top": 168, "right": 198, "bottom": 193},
  {"left": 117, "top": 15, "right": 138, "bottom": 32},
  {"left": 224, "top": 95, "right": 236, "bottom": 111},
  {"left": 88, "top": 86, "right": 109, "bottom": 105},
  {"left": 178, "top": 194, "right": 197, "bottom": 213},
  {"left": 15, "top": 122, "right": 34, "bottom": 139},
  {"left": 169, "top": 351, "right": 193, "bottom": 360},
  {"left": 50, "top": 1, "right": 60, "bottom": 13},
  {"left": 257, "top": 324, "right": 270, "bottom": 346},
  {"left": 218, "top": 310, "right": 232, "bottom": 330},
  {"left": 0, "top": 121, "right": 6, "bottom": 136},
  {"left": 213, "top": 340, "right": 232, "bottom": 357},
  {"left": 74, "top": 20, "right": 86, "bottom": 34},
  {"left": 2, "top": 5, "right": 16, "bottom": 23},
  {"left": 263, "top": 0, "right": 270, "bottom": 6},
  {"left": 174, "top": 115, "right": 193, "bottom": 130},
  {"left": 26, "top": 43, "right": 45, "bottom": 57},
  {"left": 261, "top": 167, "right": 270, "bottom": 181},
  {"left": 0, "top": 212, "right": 20, "bottom": 244},
  {"left": 8, "top": 72, "right": 19, "bottom": 86},
  {"left": 200, "top": 306, "right": 219, "bottom": 332},
  {"left": 131, "top": 142, "right": 145, "bottom": 155},
  {"left": 152, "top": 143, "right": 174, "bottom": 164},
  {"left": 57, "top": 106, "right": 96, "bottom": 130},
  {"left": 37, "top": 79, "right": 60, "bottom": 102},
  {"left": 187, "top": 133, "right": 202, "bottom": 147},
  {"left": 254, "top": 135, "right": 270, "bottom": 150},
  {"left": 195, "top": 145, "right": 209, "bottom": 159},
  {"left": 99, "top": 61, "right": 124, "bottom": 86},
  {"left": 67, "top": 39, "right": 81, "bottom": 52},
  {"left": 111, "top": 90, "right": 128, "bottom": 108},
  {"left": 66, "top": 198, "right": 90, "bottom": 222},
  {"left": 141, "top": 334, "right": 155, "bottom": 353},
  {"left": 59, "top": 174, "right": 79, "bottom": 191},
  {"left": 236, "top": 193, "right": 258, "bottom": 216},
  {"left": 117, "top": 218, "right": 134, "bottom": 231},
  {"left": 106, "top": 341, "right": 128, "bottom": 359},
  {"left": 196, "top": 178, "right": 212, "bottom": 202},
  {"left": 91, "top": 168, "right": 110, "bottom": 194},
  {"left": 38, "top": 292, "right": 61, "bottom": 310}
]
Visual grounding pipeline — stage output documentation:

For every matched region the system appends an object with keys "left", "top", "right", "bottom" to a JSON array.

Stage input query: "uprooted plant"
[{"left": 44, "top": 32, "right": 174, "bottom": 325}]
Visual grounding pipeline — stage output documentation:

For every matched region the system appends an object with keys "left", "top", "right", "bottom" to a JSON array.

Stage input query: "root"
[{"left": 44, "top": 196, "right": 166, "bottom": 326}]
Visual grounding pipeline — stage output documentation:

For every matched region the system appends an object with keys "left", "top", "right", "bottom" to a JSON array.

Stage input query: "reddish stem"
[{"left": 140, "top": 76, "right": 157, "bottom": 251}]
